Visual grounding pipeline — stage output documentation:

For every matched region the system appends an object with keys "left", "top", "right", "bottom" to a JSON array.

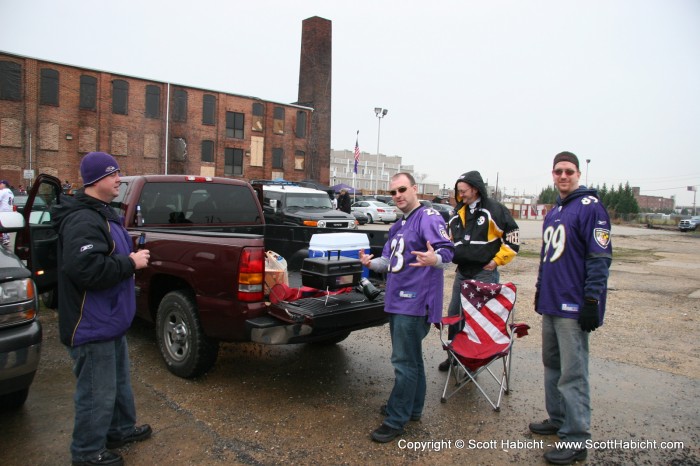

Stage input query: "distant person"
[
  {"left": 52, "top": 152, "right": 152, "bottom": 466},
  {"left": 438, "top": 171, "right": 520, "bottom": 371},
  {"left": 360, "top": 172, "right": 454, "bottom": 443},
  {"left": 529, "top": 151, "right": 612, "bottom": 465},
  {"left": 18, "top": 184, "right": 27, "bottom": 195},
  {"left": 338, "top": 188, "right": 351, "bottom": 214},
  {"left": 0, "top": 179, "right": 14, "bottom": 248},
  {"left": 62, "top": 179, "right": 72, "bottom": 194},
  {"left": 331, "top": 194, "right": 338, "bottom": 210}
]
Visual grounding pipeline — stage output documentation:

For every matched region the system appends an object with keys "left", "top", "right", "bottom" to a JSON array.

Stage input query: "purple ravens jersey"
[
  {"left": 537, "top": 188, "right": 612, "bottom": 322},
  {"left": 382, "top": 206, "right": 454, "bottom": 323}
]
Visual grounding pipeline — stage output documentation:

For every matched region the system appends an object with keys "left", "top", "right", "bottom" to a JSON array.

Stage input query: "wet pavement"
[{"left": 1, "top": 309, "right": 698, "bottom": 465}]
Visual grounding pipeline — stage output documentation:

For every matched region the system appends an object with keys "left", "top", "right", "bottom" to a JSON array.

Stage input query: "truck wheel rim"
[{"left": 164, "top": 311, "right": 189, "bottom": 362}]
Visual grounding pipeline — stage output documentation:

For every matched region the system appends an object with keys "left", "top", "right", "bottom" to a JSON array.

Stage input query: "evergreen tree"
[{"left": 537, "top": 185, "right": 558, "bottom": 204}]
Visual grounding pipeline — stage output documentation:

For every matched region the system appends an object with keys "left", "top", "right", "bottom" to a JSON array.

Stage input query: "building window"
[
  {"left": 173, "top": 88, "right": 188, "bottom": 122},
  {"left": 203, "top": 94, "right": 216, "bottom": 125},
  {"left": 201, "top": 140, "right": 214, "bottom": 163},
  {"left": 40, "top": 68, "right": 59, "bottom": 106},
  {"left": 79, "top": 75, "right": 97, "bottom": 110},
  {"left": 295, "top": 111, "right": 307, "bottom": 138},
  {"left": 252, "top": 102, "right": 264, "bottom": 132},
  {"left": 145, "top": 85, "right": 160, "bottom": 118},
  {"left": 0, "top": 61, "right": 22, "bottom": 101},
  {"left": 226, "top": 111, "right": 244, "bottom": 139},
  {"left": 272, "top": 148, "right": 283, "bottom": 169},
  {"left": 294, "top": 150, "right": 305, "bottom": 170},
  {"left": 224, "top": 147, "right": 243, "bottom": 176},
  {"left": 273, "top": 106, "right": 285, "bottom": 134},
  {"left": 112, "top": 79, "right": 128, "bottom": 114}
]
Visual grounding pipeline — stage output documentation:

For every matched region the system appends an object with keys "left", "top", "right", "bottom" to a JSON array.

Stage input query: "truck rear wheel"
[{"left": 156, "top": 290, "right": 219, "bottom": 378}]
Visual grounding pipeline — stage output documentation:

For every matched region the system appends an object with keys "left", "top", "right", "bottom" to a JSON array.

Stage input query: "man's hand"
[
  {"left": 130, "top": 249, "right": 150, "bottom": 270},
  {"left": 578, "top": 300, "right": 600, "bottom": 332},
  {"left": 483, "top": 260, "right": 497, "bottom": 271},
  {"left": 410, "top": 241, "right": 437, "bottom": 267},
  {"left": 359, "top": 249, "right": 374, "bottom": 268}
]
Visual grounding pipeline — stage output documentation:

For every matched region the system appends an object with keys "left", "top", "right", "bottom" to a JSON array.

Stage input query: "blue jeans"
[
  {"left": 446, "top": 268, "right": 497, "bottom": 340},
  {"left": 68, "top": 335, "right": 137, "bottom": 461},
  {"left": 384, "top": 314, "right": 431, "bottom": 429},
  {"left": 542, "top": 314, "right": 591, "bottom": 442}
]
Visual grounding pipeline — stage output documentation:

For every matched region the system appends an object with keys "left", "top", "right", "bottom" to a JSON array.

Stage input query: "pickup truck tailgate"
[{"left": 269, "top": 292, "right": 385, "bottom": 329}]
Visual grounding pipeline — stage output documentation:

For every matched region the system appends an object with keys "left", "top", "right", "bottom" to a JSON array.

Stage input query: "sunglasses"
[
  {"left": 553, "top": 168, "right": 577, "bottom": 176},
  {"left": 389, "top": 186, "right": 409, "bottom": 196}
]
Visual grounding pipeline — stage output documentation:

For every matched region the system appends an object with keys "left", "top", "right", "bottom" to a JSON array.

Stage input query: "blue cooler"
[{"left": 309, "top": 233, "right": 371, "bottom": 278}]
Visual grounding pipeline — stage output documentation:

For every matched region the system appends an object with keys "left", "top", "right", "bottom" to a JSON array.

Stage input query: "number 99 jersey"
[{"left": 537, "top": 189, "right": 612, "bottom": 320}]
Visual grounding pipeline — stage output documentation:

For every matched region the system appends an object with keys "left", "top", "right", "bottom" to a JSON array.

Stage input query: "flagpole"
[{"left": 353, "top": 130, "right": 359, "bottom": 203}]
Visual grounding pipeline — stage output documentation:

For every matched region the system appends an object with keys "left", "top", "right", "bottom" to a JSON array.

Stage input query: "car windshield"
[{"left": 285, "top": 193, "right": 333, "bottom": 209}]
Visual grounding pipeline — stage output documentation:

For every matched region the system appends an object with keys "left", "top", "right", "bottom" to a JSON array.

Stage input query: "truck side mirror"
[{"left": 270, "top": 199, "right": 278, "bottom": 213}]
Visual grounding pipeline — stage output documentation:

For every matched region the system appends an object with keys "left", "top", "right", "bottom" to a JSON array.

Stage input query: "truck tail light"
[{"left": 238, "top": 247, "right": 264, "bottom": 302}]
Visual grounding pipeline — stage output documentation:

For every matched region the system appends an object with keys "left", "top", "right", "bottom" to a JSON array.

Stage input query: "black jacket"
[{"left": 449, "top": 171, "right": 520, "bottom": 276}]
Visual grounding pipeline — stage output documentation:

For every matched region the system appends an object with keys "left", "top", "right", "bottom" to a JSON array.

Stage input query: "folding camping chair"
[{"left": 439, "top": 280, "right": 529, "bottom": 411}]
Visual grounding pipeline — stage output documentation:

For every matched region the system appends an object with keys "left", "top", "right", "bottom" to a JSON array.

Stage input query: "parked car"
[
  {"left": 0, "top": 211, "right": 42, "bottom": 410},
  {"left": 431, "top": 203, "right": 456, "bottom": 223},
  {"left": 678, "top": 216, "right": 700, "bottom": 232},
  {"left": 351, "top": 200, "right": 398, "bottom": 224},
  {"left": 352, "top": 210, "right": 369, "bottom": 225},
  {"left": 12, "top": 195, "right": 50, "bottom": 225}
]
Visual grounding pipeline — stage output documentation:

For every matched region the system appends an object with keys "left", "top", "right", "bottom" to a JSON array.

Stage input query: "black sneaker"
[
  {"left": 544, "top": 447, "right": 587, "bottom": 465},
  {"left": 529, "top": 419, "right": 560, "bottom": 435},
  {"left": 72, "top": 450, "right": 123, "bottom": 466},
  {"left": 371, "top": 423, "right": 405, "bottom": 443},
  {"left": 106, "top": 424, "right": 152, "bottom": 449},
  {"left": 380, "top": 404, "right": 420, "bottom": 421}
]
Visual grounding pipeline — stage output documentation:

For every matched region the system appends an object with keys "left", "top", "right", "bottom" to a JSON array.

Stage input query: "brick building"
[
  {"left": 0, "top": 17, "right": 333, "bottom": 190},
  {"left": 632, "top": 187, "right": 675, "bottom": 211}
]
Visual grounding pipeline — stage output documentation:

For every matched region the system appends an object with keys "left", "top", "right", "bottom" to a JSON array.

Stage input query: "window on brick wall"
[
  {"left": 295, "top": 111, "right": 307, "bottom": 138},
  {"left": 273, "top": 106, "right": 285, "bottom": 134},
  {"left": 201, "top": 140, "right": 214, "bottom": 163},
  {"left": 224, "top": 148, "right": 243, "bottom": 176},
  {"left": 145, "top": 85, "right": 160, "bottom": 118},
  {"left": 226, "top": 112, "right": 244, "bottom": 139},
  {"left": 173, "top": 88, "right": 188, "bottom": 122},
  {"left": 112, "top": 79, "right": 128, "bottom": 115},
  {"left": 79, "top": 75, "right": 97, "bottom": 110},
  {"left": 294, "top": 150, "right": 305, "bottom": 170},
  {"left": 252, "top": 102, "right": 264, "bottom": 132},
  {"left": 272, "top": 148, "right": 283, "bottom": 169},
  {"left": 203, "top": 94, "right": 216, "bottom": 125},
  {"left": 0, "top": 61, "right": 22, "bottom": 101},
  {"left": 40, "top": 68, "right": 59, "bottom": 106}
]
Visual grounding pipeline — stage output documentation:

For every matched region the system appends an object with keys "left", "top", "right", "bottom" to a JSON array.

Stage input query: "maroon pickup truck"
[{"left": 16, "top": 174, "right": 386, "bottom": 378}]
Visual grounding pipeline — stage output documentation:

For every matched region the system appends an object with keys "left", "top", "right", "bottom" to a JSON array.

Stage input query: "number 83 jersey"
[{"left": 537, "top": 188, "right": 612, "bottom": 320}]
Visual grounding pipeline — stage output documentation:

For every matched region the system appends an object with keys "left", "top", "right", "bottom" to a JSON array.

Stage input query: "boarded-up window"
[
  {"left": 79, "top": 75, "right": 97, "bottom": 110},
  {"left": 295, "top": 111, "right": 307, "bottom": 138},
  {"left": 250, "top": 136, "right": 264, "bottom": 167},
  {"left": 201, "top": 140, "right": 214, "bottom": 162},
  {"left": 273, "top": 107, "right": 284, "bottom": 134},
  {"left": 0, "top": 118, "right": 22, "bottom": 147},
  {"left": 294, "top": 150, "right": 305, "bottom": 170},
  {"left": 40, "top": 68, "right": 59, "bottom": 106},
  {"left": 252, "top": 102, "right": 264, "bottom": 132},
  {"left": 224, "top": 148, "right": 243, "bottom": 176},
  {"left": 112, "top": 79, "right": 128, "bottom": 115},
  {"left": 272, "top": 148, "right": 283, "bottom": 169},
  {"left": 39, "top": 122, "right": 59, "bottom": 150},
  {"left": 173, "top": 88, "right": 187, "bottom": 122},
  {"left": 145, "top": 85, "right": 160, "bottom": 118},
  {"left": 202, "top": 94, "right": 216, "bottom": 125},
  {"left": 0, "top": 61, "right": 22, "bottom": 101},
  {"left": 226, "top": 112, "right": 244, "bottom": 139}
]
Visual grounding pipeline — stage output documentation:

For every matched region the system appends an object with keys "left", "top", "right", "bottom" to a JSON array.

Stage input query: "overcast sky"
[{"left": 1, "top": 0, "right": 699, "bottom": 206}]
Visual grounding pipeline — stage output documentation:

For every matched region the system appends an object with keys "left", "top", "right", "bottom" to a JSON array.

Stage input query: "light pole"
[
  {"left": 585, "top": 158, "right": 591, "bottom": 186},
  {"left": 374, "top": 107, "right": 388, "bottom": 194}
]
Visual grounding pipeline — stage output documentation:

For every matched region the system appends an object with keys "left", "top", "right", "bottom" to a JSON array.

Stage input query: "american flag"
[
  {"left": 353, "top": 132, "right": 360, "bottom": 174},
  {"left": 459, "top": 280, "right": 517, "bottom": 345}
]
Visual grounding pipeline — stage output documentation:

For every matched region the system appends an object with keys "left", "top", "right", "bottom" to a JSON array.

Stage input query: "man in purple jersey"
[
  {"left": 360, "top": 172, "right": 454, "bottom": 443},
  {"left": 529, "top": 152, "right": 612, "bottom": 465}
]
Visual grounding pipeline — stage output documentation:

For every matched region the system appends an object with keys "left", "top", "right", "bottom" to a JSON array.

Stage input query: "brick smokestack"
[{"left": 297, "top": 16, "right": 332, "bottom": 184}]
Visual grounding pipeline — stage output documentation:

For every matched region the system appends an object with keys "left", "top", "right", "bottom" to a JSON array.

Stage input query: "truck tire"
[
  {"left": 41, "top": 289, "right": 58, "bottom": 310},
  {"left": 0, "top": 388, "right": 29, "bottom": 410},
  {"left": 310, "top": 331, "right": 351, "bottom": 346},
  {"left": 156, "top": 290, "right": 219, "bottom": 378}
]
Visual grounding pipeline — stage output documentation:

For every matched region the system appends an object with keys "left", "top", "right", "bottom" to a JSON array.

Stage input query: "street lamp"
[
  {"left": 374, "top": 107, "right": 388, "bottom": 194},
  {"left": 585, "top": 159, "right": 591, "bottom": 186}
]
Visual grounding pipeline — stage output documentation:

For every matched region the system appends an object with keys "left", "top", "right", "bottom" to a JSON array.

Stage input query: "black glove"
[{"left": 578, "top": 299, "right": 600, "bottom": 332}]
